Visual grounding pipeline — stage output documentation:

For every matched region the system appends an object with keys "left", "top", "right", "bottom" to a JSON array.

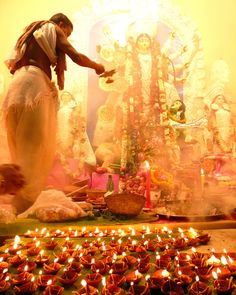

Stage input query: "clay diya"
[
  {"left": 135, "top": 259, "right": 150, "bottom": 274},
  {"left": 122, "top": 255, "right": 137, "bottom": 267},
  {"left": 54, "top": 251, "right": 70, "bottom": 264},
  {"left": 126, "top": 270, "right": 143, "bottom": 284},
  {"left": 27, "top": 246, "right": 42, "bottom": 256},
  {"left": 175, "top": 253, "right": 192, "bottom": 267},
  {"left": 58, "top": 269, "right": 79, "bottom": 285},
  {"left": 42, "top": 285, "right": 64, "bottom": 295},
  {"left": 12, "top": 272, "right": 34, "bottom": 285},
  {"left": 195, "top": 266, "right": 213, "bottom": 282},
  {"left": 14, "top": 280, "right": 38, "bottom": 294},
  {"left": 211, "top": 267, "right": 231, "bottom": 280},
  {"left": 37, "top": 274, "right": 57, "bottom": 288},
  {"left": 86, "top": 245, "right": 98, "bottom": 256},
  {"left": 101, "top": 284, "right": 125, "bottom": 295},
  {"left": 174, "top": 266, "right": 196, "bottom": 279},
  {"left": 188, "top": 277, "right": 212, "bottom": 295},
  {"left": 67, "top": 261, "right": 82, "bottom": 273},
  {"left": 155, "top": 255, "right": 171, "bottom": 270},
  {"left": 8, "top": 244, "right": 23, "bottom": 255},
  {"left": 145, "top": 241, "right": 158, "bottom": 252},
  {"left": 106, "top": 274, "right": 126, "bottom": 287},
  {"left": 17, "top": 261, "right": 36, "bottom": 273},
  {"left": 35, "top": 252, "right": 50, "bottom": 267},
  {"left": 0, "top": 253, "right": 10, "bottom": 261},
  {"left": 0, "top": 260, "right": 8, "bottom": 269},
  {"left": 80, "top": 255, "right": 97, "bottom": 268},
  {"left": 213, "top": 277, "right": 235, "bottom": 294},
  {"left": 0, "top": 278, "right": 11, "bottom": 293},
  {"left": 128, "top": 282, "right": 150, "bottom": 295},
  {"left": 197, "top": 233, "right": 211, "bottom": 245},
  {"left": 151, "top": 269, "right": 170, "bottom": 287},
  {"left": 43, "top": 261, "right": 61, "bottom": 274},
  {"left": 76, "top": 279, "right": 98, "bottom": 295},
  {"left": 91, "top": 260, "right": 109, "bottom": 275},
  {"left": 174, "top": 269, "right": 193, "bottom": 286},
  {"left": 161, "top": 278, "right": 185, "bottom": 294},
  {"left": 111, "top": 261, "right": 128, "bottom": 275},
  {"left": 9, "top": 254, "right": 27, "bottom": 267},
  {"left": 44, "top": 239, "right": 58, "bottom": 250},
  {"left": 85, "top": 272, "right": 103, "bottom": 287},
  {"left": 163, "top": 248, "right": 178, "bottom": 258}
]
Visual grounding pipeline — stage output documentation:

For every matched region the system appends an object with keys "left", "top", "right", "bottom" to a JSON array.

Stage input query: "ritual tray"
[{"left": 156, "top": 212, "right": 226, "bottom": 222}]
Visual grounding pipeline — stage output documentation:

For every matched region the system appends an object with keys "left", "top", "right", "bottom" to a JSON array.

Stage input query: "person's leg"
[{"left": 6, "top": 99, "right": 57, "bottom": 212}]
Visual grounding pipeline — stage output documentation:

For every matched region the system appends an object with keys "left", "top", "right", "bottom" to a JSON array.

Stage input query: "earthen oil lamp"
[
  {"left": 164, "top": 247, "right": 178, "bottom": 258},
  {"left": 27, "top": 240, "right": 41, "bottom": 256},
  {"left": 17, "top": 261, "right": 36, "bottom": 273},
  {"left": 227, "top": 256, "right": 236, "bottom": 275},
  {"left": 145, "top": 240, "right": 158, "bottom": 252},
  {"left": 54, "top": 248, "right": 70, "bottom": 264},
  {"left": 194, "top": 267, "right": 213, "bottom": 282},
  {"left": 66, "top": 259, "right": 82, "bottom": 273},
  {"left": 0, "top": 259, "right": 8, "bottom": 270},
  {"left": 188, "top": 275, "right": 212, "bottom": 295},
  {"left": 58, "top": 269, "right": 79, "bottom": 286},
  {"left": 9, "top": 252, "right": 27, "bottom": 267},
  {"left": 85, "top": 270, "right": 103, "bottom": 287},
  {"left": 126, "top": 269, "right": 143, "bottom": 284},
  {"left": 111, "top": 261, "right": 128, "bottom": 275},
  {"left": 211, "top": 266, "right": 231, "bottom": 280},
  {"left": 0, "top": 253, "right": 10, "bottom": 261},
  {"left": 212, "top": 271, "right": 235, "bottom": 294},
  {"left": 86, "top": 244, "right": 98, "bottom": 256},
  {"left": 80, "top": 256, "right": 97, "bottom": 269},
  {"left": 128, "top": 282, "right": 150, "bottom": 295},
  {"left": 174, "top": 266, "right": 196, "bottom": 279},
  {"left": 175, "top": 269, "right": 193, "bottom": 286},
  {"left": 36, "top": 274, "right": 57, "bottom": 289},
  {"left": 76, "top": 279, "right": 98, "bottom": 295},
  {"left": 0, "top": 268, "right": 10, "bottom": 281},
  {"left": 151, "top": 269, "right": 171, "bottom": 288},
  {"left": 42, "top": 284, "right": 64, "bottom": 295},
  {"left": 12, "top": 271, "right": 34, "bottom": 286},
  {"left": 9, "top": 236, "right": 23, "bottom": 255},
  {"left": 191, "top": 249, "right": 207, "bottom": 267},
  {"left": 135, "top": 258, "right": 150, "bottom": 274},
  {"left": 44, "top": 238, "right": 58, "bottom": 250},
  {"left": 206, "top": 253, "right": 221, "bottom": 267},
  {"left": 62, "top": 237, "right": 75, "bottom": 250},
  {"left": 27, "top": 246, "right": 41, "bottom": 256},
  {"left": 91, "top": 260, "right": 109, "bottom": 275},
  {"left": 13, "top": 277, "right": 38, "bottom": 295},
  {"left": 174, "top": 253, "right": 191, "bottom": 267},
  {"left": 197, "top": 233, "right": 211, "bottom": 245},
  {"left": 161, "top": 278, "right": 185, "bottom": 295},
  {"left": 0, "top": 276, "right": 11, "bottom": 293},
  {"left": 106, "top": 273, "right": 126, "bottom": 287},
  {"left": 43, "top": 258, "right": 61, "bottom": 275},
  {"left": 155, "top": 254, "right": 171, "bottom": 270},
  {"left": 35, "top": 250, "right": 50, "bottom": 267},
  {"left": 101, "top": 277, "right": 125, "bottom": 295},
  {"left": 122, "top": 254, "right": 137, "bottom": 267}
]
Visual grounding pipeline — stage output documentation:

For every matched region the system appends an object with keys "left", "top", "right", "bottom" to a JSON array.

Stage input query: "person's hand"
[{"left": 95, "top": 63, "right": 105, "bottom": 75}]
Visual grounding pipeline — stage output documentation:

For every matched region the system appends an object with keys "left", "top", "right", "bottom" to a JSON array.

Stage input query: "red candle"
[{"left": 145, "top": 161, "right": 151, "bottom": 208}]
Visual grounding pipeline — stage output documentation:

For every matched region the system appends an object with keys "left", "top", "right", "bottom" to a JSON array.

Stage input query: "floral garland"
[{"left": 120, "top": 36, "right": 172, "bottom": 173}]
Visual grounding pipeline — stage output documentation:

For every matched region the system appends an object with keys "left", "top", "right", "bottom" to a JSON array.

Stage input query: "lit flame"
[
  {"left": 212, "top": 271, "right": 218, "bottom": 280},
  {"left": 161, "top": 269, "right": 170, "bottom": 277},
  {"left": 81, "top": 279, "right": 87, "bottom": 287}
]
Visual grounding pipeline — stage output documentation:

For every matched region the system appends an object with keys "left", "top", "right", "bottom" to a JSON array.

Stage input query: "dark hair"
[
  {"left": 50, "top": 13, "right": 73, "bottom": 30},
  {"left": 0, "top": 164, "right": 26, "bottom": 193}
]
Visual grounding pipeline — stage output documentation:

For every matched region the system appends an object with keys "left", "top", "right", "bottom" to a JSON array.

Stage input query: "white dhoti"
[{"left": 3, "top": 66, "right": 59, "bottom": 204}]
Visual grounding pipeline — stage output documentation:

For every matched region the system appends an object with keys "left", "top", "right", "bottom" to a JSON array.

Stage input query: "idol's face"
[
  {"left": 171, "top": 100, "right": 182, "bottom": 111},
  {"left": 136, "top": 36, "right": 151, "bottom": 52}
]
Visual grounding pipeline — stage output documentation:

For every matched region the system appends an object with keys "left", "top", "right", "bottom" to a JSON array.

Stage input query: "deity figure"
[
  {"left": 207, "top": 94, "right": 235, "bottom": 154},
  {"left": 94, "top": 21, "right": 199, "bottom": 173}
]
